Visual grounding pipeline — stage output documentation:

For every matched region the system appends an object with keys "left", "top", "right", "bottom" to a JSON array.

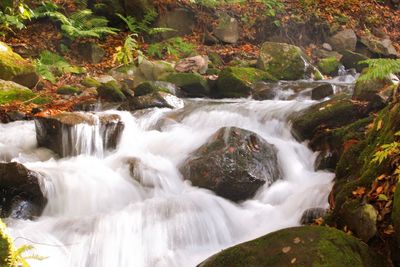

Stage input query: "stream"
[{"left": 0, "top": 81, "right": 350, "bottom": 267}]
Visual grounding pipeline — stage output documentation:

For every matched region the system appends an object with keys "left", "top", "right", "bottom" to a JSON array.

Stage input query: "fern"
[
  {"left": 113, "top": 34, "right": 146, "bottom": 65},
  {"left": 0, "top": 3, "right": 34, "bottom": 35},
  {"left": 35, "top": 51, "right": 86, "bottom": 83},
  {"left": 147, "top": 37, "right": 194, "bottom": 59},
  {"left": 358, "top": 58, "right": 400, "bottom": 82},
  {"left": 42, "top": 8, "right": 118, "bottom": 39}
]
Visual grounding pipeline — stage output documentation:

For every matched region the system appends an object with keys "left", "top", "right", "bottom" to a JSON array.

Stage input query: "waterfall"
[{"left": 0, "top": 96, "right": 334, "bottom": 267}]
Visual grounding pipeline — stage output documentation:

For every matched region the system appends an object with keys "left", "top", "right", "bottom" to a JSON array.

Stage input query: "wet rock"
[
  {"left": 340, "top": 200, "right": 378, "bottom": 242},
  {"left": 327, "top": 29, "right": 357, "bottom": 52},
  {"left": 0, "top": 80, "right": 36, "bottom": 105},
  {"left": 97, "top": 80, "right": 127, "bottom": 102},
  {"left": 0, "top": 162, "right": 47, "bottom": 219},
  {"left": 317, "top": 57, "right": 341, "bottom": 76},
  {"left": 0, "top": 41, "right": 39, "bottom": 88},
  {"left": 257, "top": 42, "right": 309, "bottom": 80},
  {"left": 164, "top": 73, "right": 209, "bottom": 97},
  {"left": 78, "top": 42, "right": 105, "bottom": 64},
  {"left": 34, "top": 112, "right": 124, "bottom": 157},
  {"left": 56, "top": 85, "right": 81, "bottom": 95},
  {"left": 213, "top": 14, "right": 239, "bottom": 44},
  {"left": 215, "top": 67, "right": 276, "bottom": 98},
  {"left": 311, "top": 83, "right": 334, "bottom": 100},
  {"left": 180, "top": 127, "right": 281, "bottom": 202},
  {"left": 252, "top": 81, "right": 278, "bottom": 100},
  {"left": 290, "top": 95, "right": 370, "bottom": 141},
  {"left": 122, "top": 92, "right": 184, "bottom": 110},
  {"left": 198, "top": 226, "right": 382, "bottom": 267},
  {"left": 156, "top": 8, "right": 195, "bottom": 39},
  {"left": 134, "top": 81, "right": 179, "bottom": 96},
  {"left": 341, "top": 50, "right": 369, "bottom": 73},
  {"left": 353, "top": 75, "right": 397, "bottom": 109},
  {"left": 360, "top": 34, "right": 399, "bottom": 57},
  {"left": 300, "top": 208, "right": 328, "bottom": 225},
  {"left": 175, "top": 55, "right": 209, "bottom": 74}
]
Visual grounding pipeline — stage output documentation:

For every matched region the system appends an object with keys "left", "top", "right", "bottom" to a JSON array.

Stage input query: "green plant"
[
  {"left": 0, "top": 2, "right": 34, "bottom": 35},
  {"left": 358, "top": 59, "right": 400, "bottom": 82},
  {"left": 113, "top": 34, "right": 146, "bottom": 65},
  {"left": 35, "top": 50, "right": 86, "bottom": 83},
  {"left": 1, "top": 219, "right": 45, "bottom": 266},
  {"left": 147, "top": 37, "right": 195, "bottom": 59},
  {"left": 41, "top": 6, "right": 118, "bottom": 39},
  {"left": 116, "top": 9, "right": 174, "bottom": 37}
]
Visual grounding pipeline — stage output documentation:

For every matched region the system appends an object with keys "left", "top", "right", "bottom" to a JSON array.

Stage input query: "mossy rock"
[
  {"left": 0, "top": 80, "right": 36, "bottom": 105},
  {"left": 134, "top": 81, "right": 177, "bottom": 96},
  {"left": 257, "top": 42, "right": 308, "bottom": 80},
  {"left": 199, "top": 226, "right": 382, "bottom": 267},
  {"left": 393, "top": 183, "right": 400, "bottom": 244},
  {"left": 56, "top": 86, "right": 81, "bottom": 95},
  {"left": 341, "top": 50, "right": 369, "bottom": 73},
  {"left": 290, "top": 94, "right": 370, "bottom": 141},
  {"left": 96, "top": 81, "right": 126, "bottom": 102},
  {"left": 353, "top": 76, "right": 396, "bottom": 109},
  {"left": 0, "top": 219, "right": 13, "bottom": 267},
  {"left": 317, "top": 57, "right": 341, "bottom": 75},
  {"left": 81, "top": 76, "right": 101, "bottom": 88},
  {"left": 0, "top": 41, "right": 38, "bottom": 88},
  {"left": 215, "top": 67, "right": 276, "bottom": 98},
  {"left": 164, "top": 73, "right": 209, "bottom": 97}
]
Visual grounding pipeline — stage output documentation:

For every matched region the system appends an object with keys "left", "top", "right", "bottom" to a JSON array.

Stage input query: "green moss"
[
  {"left": 257, "top": 42, "right": 307, "bottom": 80},
  {"left": 199, "top": 226, "right": 381, "bottom": 267},
  {"left": 81, "top": 76, "right": 101, "bottom": 87},
  {"left": 215, "top": 67, "right": 276, "bottom": 98},
  {"left": 56, "top": 86, "right": 81, "bottom": 95},
  {"left": 0, "top": 88, "right": 36, "bottom": 105},
  {"left": 134, "top": 81, "right": 170, "bottom": 96},
  {"left": 318, "top": 57, "right": 341, "bottom": 75},
  {"left": 0, "top": 219, "right": 12, "bottom": 266},
  {"left": 164, "top": 73, "right": 209, "bottom": 97},
  {"left": 0, "top": 42, "right": 35, "bottom": 82},
  {"left": 96, "top": 80, "right": 126, "bottom": 102}
]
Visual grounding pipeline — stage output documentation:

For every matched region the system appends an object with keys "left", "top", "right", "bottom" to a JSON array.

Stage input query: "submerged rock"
[
  {"left": 180, "top": 127, "right": 281, "bottom": 202},
  {"left": 0, "top": 162, "right": 47, "bottom": 219},
  {"left": 198, "top": 226, "right": 382, "bottom": 267},
  {"left": 215, "top": 67, "right": 275, "bottom": 98},
  {"left": 257, "top": 42, "right": 309, "bottom": 80},
  {"left": 34, "top": 112, "right": 124, "bottom": 157},
  {"left": 0, "top": 41, "right": 39, "bottom": 88}
]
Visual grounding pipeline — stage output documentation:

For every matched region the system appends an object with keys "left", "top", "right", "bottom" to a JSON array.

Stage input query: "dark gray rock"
[
  {"left": 180, "top": 127, "right": 281, "bottom": 202},
  {"left": 327, "top": 29, "right": 357, "bottom": 52},
  {"left": 300, "top": 208, "right": 328, "bottom": 225},
  {"left": 311, "top": 83, "right": 334, "bottom": 100}
]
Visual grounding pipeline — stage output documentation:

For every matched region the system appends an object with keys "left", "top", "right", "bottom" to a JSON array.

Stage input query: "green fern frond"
[{"left": 358, "top": 58, "right": 400, "bottom": 82}]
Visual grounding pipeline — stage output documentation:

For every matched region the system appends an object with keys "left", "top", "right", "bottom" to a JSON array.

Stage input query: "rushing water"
[{"left": 0, "top": 88, "right": 336, "bottom": 266}]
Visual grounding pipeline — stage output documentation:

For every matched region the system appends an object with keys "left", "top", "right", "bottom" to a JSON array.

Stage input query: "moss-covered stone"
[
  {"left": 96, "top": 80, "right": 126, "bottom": 102},
  {"left": 290, "top": 94, "right": 370, "bottom": 141},
  {"left": 0, "top": 80, "right": 36, "bottom": 105},
  {"left": 199, "top": 226, "right": 382, "bottom": 267},
  {"left": 164, "top": 73, "right": 209, "bottom": 97},
  {"left": 56, "top": 86, "right": 81, "bottom": 95},
  {"left": 81, "top": 76, "right": 102, "bottom": 87},
  {"left": 317, "top": 57, "right": 341, "bottom": 75},
  {"left": 353, "top": 76, "right": 396, "bottom": 109},
  {"left": 134, "top": 81, "right": 176, "bottom": 96},
  {"left": 341, "top": 50, "right": 369, "bottom": 73},
  {"left": 215, "top": 67, "right": 276, "bottom": 98},
  {"left": 0, "top": 41, "right": 38, "bottom": 88},
  {"left": 257, "top": 42, "right": 308, "bottom": 80}
]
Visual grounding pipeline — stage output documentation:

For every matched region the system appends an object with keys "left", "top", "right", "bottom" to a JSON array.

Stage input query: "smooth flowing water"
[{"left": 0, "top": 91, "right": 335, "bottom": 266}]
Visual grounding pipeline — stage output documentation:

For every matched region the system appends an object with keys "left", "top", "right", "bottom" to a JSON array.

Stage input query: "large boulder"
[
  {"left": 0, "top": 80, "right": 36, "bottom": 105},
  {"left": 0, "top": 162, "right": 47, "bottom": 219},
  {"left": 290, "top": 95, "right": 371, "bottom": 141},
  {"left": 122, "top": 91, "right": 184, "bottom": 110},
  {"left": 164, "top": 73, "right": 209, "bottom": 97},
  {"left": 0, "top": 42, "right": 39, "bottom": 88},
  {"left": 97, "top": 80, "right": 127, "bottom": 102},
  {"left": 257, "top": 42, "right": 309, "bottom": 80},
  {"left": 327, "top": 29, "right": 357, "bottom": 52},
  {"left": 34, "top": 112, "right": 124, "bottom": 157},
  {"left": 213, "top": 14, "right": 239, "bottom": 44},
  {"left": 198, "top": 226, "right": 382, "bottom": 267},
  {"left": 360, "top": 34, "right": 399, "bottom": 58},
  {"left": 215, "top": 67, "right": 276, "bottom": 98},
  {"left": 156, "top": 8, "right": 195, "bottom": 39},
  {"left": 180, "top": 127, "right": 281, "bottom": 202}
]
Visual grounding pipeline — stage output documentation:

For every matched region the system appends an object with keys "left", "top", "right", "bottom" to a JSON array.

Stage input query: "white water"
[{"left": 0, "top": 97, "right": 334, "bottom": 267}]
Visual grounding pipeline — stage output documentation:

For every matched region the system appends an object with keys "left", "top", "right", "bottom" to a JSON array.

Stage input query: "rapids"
[{"left": 0, "top": 92, "right": 335, "bottom": 266}]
